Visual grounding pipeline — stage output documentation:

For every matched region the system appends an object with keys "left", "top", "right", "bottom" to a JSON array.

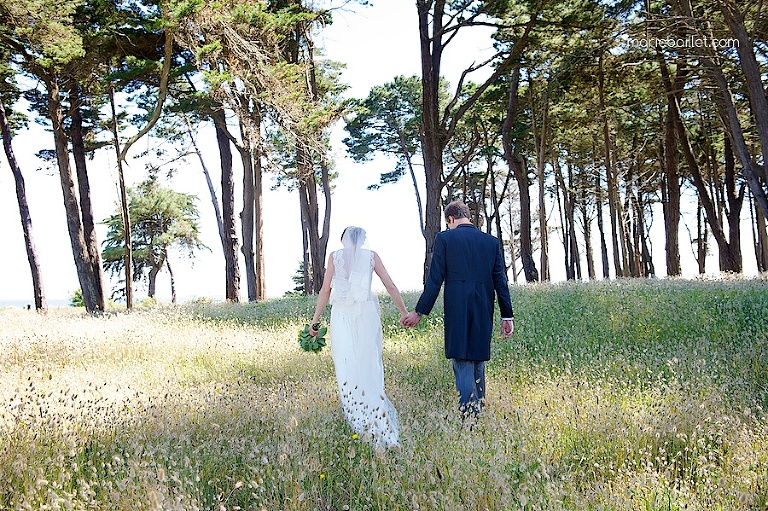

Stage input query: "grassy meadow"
[{"left": 1, "top": 278, "right": 767, "bottom": 510}]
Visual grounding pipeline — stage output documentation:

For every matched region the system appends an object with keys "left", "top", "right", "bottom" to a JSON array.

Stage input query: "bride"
[{"left": 310, "top": 226, "right": 408, "bottom": 448}]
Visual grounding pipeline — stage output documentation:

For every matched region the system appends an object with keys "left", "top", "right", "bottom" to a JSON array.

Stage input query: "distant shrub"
[{"left": 69, "top": 288, "right": 84, "bottom": 308}]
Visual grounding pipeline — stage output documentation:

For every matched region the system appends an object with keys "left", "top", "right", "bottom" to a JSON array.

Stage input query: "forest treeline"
[{"left": 1, "top": 0, "right": 766, "bottom": 313}]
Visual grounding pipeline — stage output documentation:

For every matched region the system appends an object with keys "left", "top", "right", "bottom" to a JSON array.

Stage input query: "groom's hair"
[{"left": 444, "top": 200, "right": 471, "bottom": 220}]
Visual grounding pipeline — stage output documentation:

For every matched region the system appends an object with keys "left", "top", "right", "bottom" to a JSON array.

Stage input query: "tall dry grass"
[{"left": 1, "top": 278, "right": 766, "bottom": 510}]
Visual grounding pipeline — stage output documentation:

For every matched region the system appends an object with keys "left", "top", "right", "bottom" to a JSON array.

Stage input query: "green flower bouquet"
[{"left": 298, "top": 323, "right": 327, "bottom": 353}]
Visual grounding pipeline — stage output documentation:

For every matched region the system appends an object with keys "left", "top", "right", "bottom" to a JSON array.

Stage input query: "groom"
[{"left": 402, "top": 200, "right": 514, "bottom": 417}]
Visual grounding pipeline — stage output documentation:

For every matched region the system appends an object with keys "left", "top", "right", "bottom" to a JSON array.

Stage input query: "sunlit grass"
[{"left": 1, "top": 277, "right": 767, "bottom": 509}]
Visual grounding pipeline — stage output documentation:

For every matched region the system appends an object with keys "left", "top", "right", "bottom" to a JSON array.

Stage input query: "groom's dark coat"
[{"left": 415, "top": 224, "right": 514, "bottom": 361}]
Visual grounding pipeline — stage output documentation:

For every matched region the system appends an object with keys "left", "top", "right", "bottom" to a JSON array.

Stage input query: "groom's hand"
[{"left": 501, "top": 319, "right": 514, "bottom": 339}]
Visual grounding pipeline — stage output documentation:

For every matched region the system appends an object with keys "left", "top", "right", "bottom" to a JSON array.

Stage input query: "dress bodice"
[{"left": 330, "top": 249, "right": 375, "bottom": 305}]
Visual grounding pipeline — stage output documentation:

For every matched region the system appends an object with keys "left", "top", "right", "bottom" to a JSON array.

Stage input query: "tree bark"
[
  {"left": 296, "top": 143, "right": 329, "bottom": 294},
  {"left": 530, "top": 78, "right": 550, "bottom": 281},
  {"left": 662, "top": 105, "right": 682, "bottom": 276},
  {"left": 69, "top": 82, "right": 106, "bottom": 310},
  {"left": 507, "top": 198, "right": 519, "bottom": 284},
  {"left": 147, "top": 253, "right": 165, "bottom": 298},
  {"left": 752, "top": 192, "right": 768, "bottom": 273},
  {"left": 598, "top": 53, "right": 624, "bottom": 278},
  {"left": 417, "top": 0, "right": 447, "bottom": 280},
  {"left": 563, "top": 160, "right": 580, "bottom": 280},
  {"left": 109, "top": 85, "right": 134, "bottom": 309},
  {"left": 697, "top": 199, "right": 708, "bottom": 274},
  {"left": 722, "top": 134, "right": 745, "bottom": 271},
  {"left": 186, "top": 116, "right": 225, "bottom": 246},
  {"left": 595, "top": 162, "right": 610, "bottom": 279},
  {"left": 238, "top": 118, "right": 257, "bottom": 302},
  {"left": 167, "top": 256, "right": 177, "bottom": 304},
  {"left": 580, "top": 189, "right": 596, "bottom": 280},
  {"left": 503, "top": 66, "right": 538, "bottom": 282},
  {"left": 47, "top": 73, "right": 101, "bottom": 313},
  {"left": 213, "top": 108, "right": 240, "bottom": 302},
  {"left": 657, "top": 54, "right": 689, "bottom": 277},
  {"left": 253, "top": 135, "right": 266, "bottom": 300},
  {"left": 1, "top": 100, "right": 47, "bottom": 311},
  {"left": 636, "top": 184, "right": 655, "bottom": 277}
]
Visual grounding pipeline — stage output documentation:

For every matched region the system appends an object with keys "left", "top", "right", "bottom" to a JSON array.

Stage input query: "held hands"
[{"left": 400, "top": 311, "right": 422, "bottom": 328}]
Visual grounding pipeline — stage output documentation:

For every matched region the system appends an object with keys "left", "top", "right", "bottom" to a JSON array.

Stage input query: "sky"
[{"left": 0, "top": 0, "right": 760, "bottom": 305}]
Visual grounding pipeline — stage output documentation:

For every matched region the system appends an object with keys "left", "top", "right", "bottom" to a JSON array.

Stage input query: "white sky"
[{"left": 0, "top": 0, "right": 759, "bottom": 305}]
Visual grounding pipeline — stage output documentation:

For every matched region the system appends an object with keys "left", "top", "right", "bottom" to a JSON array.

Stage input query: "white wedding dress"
[{"left": 328, "top": 239, "right": 399, "bottom": 448}]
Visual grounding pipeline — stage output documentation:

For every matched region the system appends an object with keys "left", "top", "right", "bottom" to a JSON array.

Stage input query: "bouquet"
[{"left": 298, "top": 323, "right": 327, "bottom": 353}]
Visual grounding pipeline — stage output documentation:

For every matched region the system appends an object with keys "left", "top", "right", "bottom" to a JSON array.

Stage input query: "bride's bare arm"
[
  {"left": 373, "top": 252, "right": 408, "bottom": 320},
  {"left": 310, "top": 253, "right": 335, "bottom": 335}
]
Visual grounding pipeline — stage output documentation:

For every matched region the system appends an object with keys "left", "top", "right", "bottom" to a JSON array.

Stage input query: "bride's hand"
[{"left": 309, "top": 322, "right": 320, "bottom": 336}]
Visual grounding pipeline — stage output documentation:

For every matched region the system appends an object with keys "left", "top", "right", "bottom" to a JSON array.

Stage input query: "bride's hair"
[{"left": 341, "top": 226, "right": 366, "bottom": 247}]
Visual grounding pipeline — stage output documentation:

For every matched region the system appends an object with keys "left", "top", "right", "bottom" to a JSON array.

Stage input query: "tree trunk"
[
  {"left": 554, "top": 158, "right": 577, "bottom": 280},
  {"left": 299, "top": 43, "right": 331, "bottom": 294},
  {"left": 657, "top": 54, "right": 689, "bottom": 277},
  {"left": 254, "top": 138, "right": 266, "bottom": 300},
  {"left": 752, "top": 192, "right": 768, "bottom": 273},
  {"left": 300, "top": 190, "right": 311, "bottom": 294},
  {"left": 703, "top": 54, "right": 768, "bottom": 219},
  {"left": 662, "top": 104, "right": 682, "bottom": 276},
  {"left": 625, "top": 156, "right": 640, "bottom": 277},
  {"left": 595, "top": 164, "right": 610, "bottom": 279},
  {"left": 580, "top": 192, "right": 596, "bottom": 280},
  {"left": 503, "top": 66, "right": 538, "bottom": 282},
  {"left": 187, "top": 116, "right": 225, "bottom": 246},
  {"left": 486, "top": 146, "right": 513, "bottom": 265},
  {"left": 148, "top": 260, "right": 162, "bottom": 298},
  {"left": 598, "top": 54, "right": 623, "bottom": 278},
  {"left": 623, "top": 193, "right": 636, "bottom": 277},
  {"left": 238, "top": 119, "right": 257, "bottom": 302},
  {"left": 402, "top": 137, "right": 427, "bottom": 240},
  {"left": 1, "top": 100, "right": 47, "bottom": 311},
  {"left": 722, "top": 134, "right": 745, "bottom": 272},
  {"left": 213, "top": 108, "right": 240, "bottom": 302},
  {"left": 109, "top": 86, "right": 133, "bottom": 309},
  {"left": 69, "top": 82, "right": 106, "bottom": 310},
  {"left": 697, "top": 200, "right": 708, "bottom": 274},
  {"left": 417, "top": 0, "right": 447, "bottom": 281},
  {"left": 637, "top": 189, "right": 655, "bottom": 277},
  {"left": 531, "top": 80, "right": 550, "bottom": 281},
  {"left": 296, "top": 142, "right": 329, "bottom": 294},
  {"left": 317, "top": 157, "right": 332, "bottom": 286},
  {"left": 167, "top": 256, "right": 177, "bottom": 304},
  {"left": 48, "top": 74, "right": 101, "bottom": 313},
  {"left": 508, "top": 200, "right": 519, "bottom": 284}
]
